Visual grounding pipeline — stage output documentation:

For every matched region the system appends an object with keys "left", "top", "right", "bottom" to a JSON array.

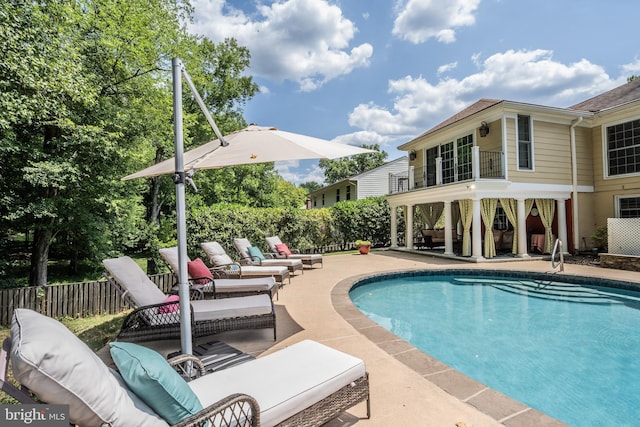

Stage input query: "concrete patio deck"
[{"left": 137, "top": 250, "right": 638, "bottom": 426}]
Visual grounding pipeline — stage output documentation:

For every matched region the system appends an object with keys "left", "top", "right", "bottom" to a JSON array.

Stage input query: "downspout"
[{"left": 570, "top": 116, "right": 583, "bottom": 253}]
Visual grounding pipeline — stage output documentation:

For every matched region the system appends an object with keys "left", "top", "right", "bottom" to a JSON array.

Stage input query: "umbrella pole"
[{"left": 173, "top": 58, "right": 193, "bottom": 356}]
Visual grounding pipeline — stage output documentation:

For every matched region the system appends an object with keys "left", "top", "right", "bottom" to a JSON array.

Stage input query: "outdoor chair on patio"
[
  {"left": 265, "top": 236, "right": 323, "bottom": 268},
  {"left": 159, "top": 247, "right": 278, "bottom": 300},
  {"left": 103, "top": 256, "right": 276, "bottom": 342},
  {"left": 201, "top": 241, "right": 291, "bottom": 286},
  {"left": 233, "top": 238, "right": 303, "bottom": 275},
  {"left": 2, "top": 309, "right": 370, "bottom": 427}
]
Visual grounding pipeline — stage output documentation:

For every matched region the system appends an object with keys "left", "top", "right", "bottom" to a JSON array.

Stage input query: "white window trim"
[
  {"left": 602, "top": 115, "right": 640, "bottom": 180},
  {"left": 516, "top": 114, "right": 535, "bottom": 171},
  {"left": 614, "top": 194, "right": 640, "bottom": 217}
]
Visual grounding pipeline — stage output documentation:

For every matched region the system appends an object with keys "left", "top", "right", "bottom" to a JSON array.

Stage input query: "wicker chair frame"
[{"left": 106, "top": 275, "right": 276, "bottom": 342}]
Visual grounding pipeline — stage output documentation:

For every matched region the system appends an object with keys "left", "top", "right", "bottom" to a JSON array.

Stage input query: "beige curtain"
[
  {"left": 418, "top": 203, "right": 444, "bottom": 229},
  {"left": 480, "top": 198, "right": 498, "bottom": 258},
  {"left": 458, "top": 200, "right": 473, "bottom": 256},
  {"left": 499, "top": 198, "right": 518, "bottom": 254},
  {"left": 451, "top": 202, "right": 461, "bottom": 236},
  {"left": 536, "top": 198, "right": 555, "bottom": 253}
]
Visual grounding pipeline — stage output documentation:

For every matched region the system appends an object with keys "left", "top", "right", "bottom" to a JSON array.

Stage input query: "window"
[
  {"left": 336, "top": 188, "right": 340, "bottom": 202},
  {"left": 322, "top": 194, "right": 325, "bottom": 206},
  {"left": 425, "top": 146, "right": 438, "bottom": 187},
  {"left": 517, "top": 114, "right": 533, "bottom": 170},
  {"left": 618, "top": 196, "right": 640, "bottom": 218},
  {"left": 441, "top": 142, "right": 455, "bottom": 184},
  {"left": 493, "top": 206, "right": 508, "bottom": 230},
  {"left": 313, "top": 197, "right": 317, "bottom": 207},
  {"left": 606, "top": 119, "right": 640, "bottom": 177},
  {"left": 456, "top": 134, "right": 473, "bottom": 181},
  {"left": 346, "top": 186, "right": 351, "bottom": 200}
]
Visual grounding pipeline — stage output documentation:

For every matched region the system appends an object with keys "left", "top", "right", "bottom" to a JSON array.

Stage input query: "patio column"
[
  {"left": 472, "top": 198, "right": 483, "bottom": 259},
  {"left": 443, "top": 201, "right": 454, "bottom": 255},
  {"left": 516, "top": 198, "right": 530, "bottom": 257},
  {"left": 390, "top": 204, "right": 398, "bottom": 248},
  {"left": 406, "top": 204, "right": 414, "bottom": 249},
  {"left": 556, "top": 198, "right": 569, "bottom": 254}
]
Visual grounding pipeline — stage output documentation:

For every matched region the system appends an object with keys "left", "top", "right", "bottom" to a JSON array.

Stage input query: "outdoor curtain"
[
  {"left": 480, "top": 198, "right": 498, "bottom": 258},
  {"left": 459, "top": 199, "right": 473, "bottom": 256},
  {"left": 499, "top": 198, "right": 518, "bottom": 254},
  {"left": 536, "top": 198, "right": 555, "bottom": 254},
  {"left": 418, "top": 203, "right": 444, "bottom": 229}
]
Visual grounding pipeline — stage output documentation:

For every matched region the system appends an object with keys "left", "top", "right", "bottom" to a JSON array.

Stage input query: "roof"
[
  {"left": 569, "top": 78, "right": 640, "bottom": 112},
  {"left": 414, "top": 99, "right": 502, "bottom": 140}
]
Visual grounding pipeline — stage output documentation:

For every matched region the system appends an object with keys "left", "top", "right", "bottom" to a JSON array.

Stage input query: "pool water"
[{"left": 350, "top": 273, "right": 640, "bottom": 427}]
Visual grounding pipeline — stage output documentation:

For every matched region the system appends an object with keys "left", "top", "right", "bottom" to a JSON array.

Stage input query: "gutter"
[{"left": 570, "top": 116, "right": 583, "bottom": 252}]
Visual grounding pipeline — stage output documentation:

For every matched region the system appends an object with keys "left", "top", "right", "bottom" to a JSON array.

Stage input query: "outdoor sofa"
[
  {"left": 233, "top": 238, "right": 304, "bottom": 275},
  {"left": 2, "top": 309, "right": 370, "bottom": 427}
]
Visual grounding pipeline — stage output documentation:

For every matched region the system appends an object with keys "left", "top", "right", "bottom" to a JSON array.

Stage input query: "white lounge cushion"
[
  {"left": 190, "top": 294, "right": 273, "bottom": 322},
  {"left": 10, "top": 309, "right": 168, "bottom": 427},
  {"left": 103, "top": 256, "right": 166, "bottom": 307},
  {"left": 201, "top": 241, "right": 236, "bottom": 267},
  {"left": 265, "top": 236, "right": 322, "bottom": 262},
  {"left": 189, "top": 340, "right": 366, "bottom": 426},
  {"left": 214, "top": 277, "right": 276, "bottom": 293}
]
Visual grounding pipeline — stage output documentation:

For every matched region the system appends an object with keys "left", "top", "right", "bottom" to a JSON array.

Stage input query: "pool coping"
[{"left": 330, "top": 269, "right": 592, "bottom": 427}]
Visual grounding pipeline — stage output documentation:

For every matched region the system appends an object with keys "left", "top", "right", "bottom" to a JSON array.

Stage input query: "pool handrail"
[{"left": 551, "top": 239, "right": 564, "bottom": 272}]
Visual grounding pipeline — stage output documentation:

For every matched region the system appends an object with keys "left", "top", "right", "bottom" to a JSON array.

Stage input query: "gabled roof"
[
  {"left": 569, "top": 78, "right": 640, "bottom": 112},
  {"left": 416, "top": 98, "right": 502, "bottom": 139}
]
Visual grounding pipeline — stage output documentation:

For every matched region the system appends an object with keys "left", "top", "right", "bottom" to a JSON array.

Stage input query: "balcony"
[{"left": 389, "top": 148, "right": 504, "bottom": 194}]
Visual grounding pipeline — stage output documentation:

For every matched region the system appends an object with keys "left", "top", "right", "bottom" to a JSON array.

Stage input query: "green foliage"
[
  {"left": 299, "top": 181, "right": 323, "bottom": 193},
  {"left": 331, "top": 197, "right": 390, "bottom": 246},
  {"left": 319, "top": 144, "right": 388, "bottom": 184},
  {"left": 591, "top": 225, "right": 608, "bottom": 249}
]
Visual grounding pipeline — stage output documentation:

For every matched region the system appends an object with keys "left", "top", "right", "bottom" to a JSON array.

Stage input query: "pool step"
[{"left": 452, "top": 277, "right": 640, "bottom": 305}]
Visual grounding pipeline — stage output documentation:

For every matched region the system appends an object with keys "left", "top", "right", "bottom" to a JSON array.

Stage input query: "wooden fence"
[{"left": 0, "top": 273, "right": 175, "bottom": 326}]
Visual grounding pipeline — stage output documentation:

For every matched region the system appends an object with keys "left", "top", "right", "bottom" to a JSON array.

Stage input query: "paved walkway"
[{"left": 142, "top": 250, "right": 638, "bottom": 426}]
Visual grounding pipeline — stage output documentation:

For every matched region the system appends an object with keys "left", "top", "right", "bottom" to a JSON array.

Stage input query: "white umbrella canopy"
[
  {"left": 125, "top": 59, "right": 377, "bottom": 356},
  {"left": 124, "top": 125, "right": 376, "bottom": 180}
]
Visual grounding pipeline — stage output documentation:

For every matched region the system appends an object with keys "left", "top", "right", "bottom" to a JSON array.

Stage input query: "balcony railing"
[{"left": 389, "top": 148, "right": 504, "bottom": 194}]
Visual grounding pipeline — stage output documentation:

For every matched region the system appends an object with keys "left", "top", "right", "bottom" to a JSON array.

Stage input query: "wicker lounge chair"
[
  {"left": 2, "top": 309, "right": 370, "bottom": 427},
  {"left": 265, "top": 236, "right": 324, "bottom": 268},
  {"left": 103, "top": 256, "right": 276, "bottom": 342},
  {"left": 201, "top": 241, "right": 290, "bottom": 286},
  {"left": 233, "top": 238, "right": 304, "bottom": 275},
  {"left": 159, "top": 247, "right": 278, "bottom": 300}
]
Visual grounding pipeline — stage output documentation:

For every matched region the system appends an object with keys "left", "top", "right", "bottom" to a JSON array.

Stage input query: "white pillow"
[
  {"left": 201, "top": 242, "right": 235, "bottom": 266},
  {"left": 10, "top": 309, "right": 168, "bottom": 427}
]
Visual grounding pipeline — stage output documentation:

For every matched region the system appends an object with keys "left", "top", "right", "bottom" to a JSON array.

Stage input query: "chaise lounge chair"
[
  {"left": 159, "top": 247, "right": 278, "bottom": 300},
  {"left": 2, "top": 309, "right": 370, "bottom": 427},
  {"left": 201, "top": 241, "right": 290, "bottom": 286},
  {"left": 265, "top": 236, "right": 323, "bottom": 268},
  {"left": 103, "top": 256, "right": 276, "bottom": 342},
  {"left": 233, "top": 238, "right": 304, "bottom": 275}
]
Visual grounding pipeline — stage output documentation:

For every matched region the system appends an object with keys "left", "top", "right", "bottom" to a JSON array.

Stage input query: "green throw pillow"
[
  {"left": 110, "top": 342, "right": 203, "bottom": 424},
  {"left": 247, "top": 246, "right": 266, "bottom": 261}
]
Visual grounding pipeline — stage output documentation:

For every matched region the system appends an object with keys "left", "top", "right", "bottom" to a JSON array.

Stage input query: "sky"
[{"left": 188, "top": 0, "right": 640, "bottom": 185}]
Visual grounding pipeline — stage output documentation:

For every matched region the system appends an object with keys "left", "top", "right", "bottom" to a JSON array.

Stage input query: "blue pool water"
[{"left": 349, "top": 271, "right": 640, "bottom": 427}]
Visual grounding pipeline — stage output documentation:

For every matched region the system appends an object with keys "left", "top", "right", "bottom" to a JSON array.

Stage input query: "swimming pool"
[{"left": 349, "top": 270, "right": 640, "bottom": 427}]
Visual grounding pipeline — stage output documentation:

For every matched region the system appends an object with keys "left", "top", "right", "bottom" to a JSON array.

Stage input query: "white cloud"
[
  {"left": 621, "top": 58, "right": 640, "bottom": 77},
  {"left": 344, "top": 49, "right": 618, "bottom": 144},
  {"left": 275, "top": 160, "right": 325, "bottom": 185},
  {"left": 437, "top": 61, "right": 458, "bottom": 75},
  {"left": 393, "top": 0, "right": 481, "bottom": 44},
  {"left": 190, "top": 0, "right": 373, "bottom": 91}
]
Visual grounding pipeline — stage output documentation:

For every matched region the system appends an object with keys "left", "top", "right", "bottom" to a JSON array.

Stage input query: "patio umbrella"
[{"left": 125, "top": 59, "right": 376, "bottom": 355}]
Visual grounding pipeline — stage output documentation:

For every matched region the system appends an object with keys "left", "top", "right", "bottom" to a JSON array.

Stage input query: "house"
[
  {"left": 309, "top": 156, "right": 408, "bottom": 208},
  {"left": 386, "top": 78, "right": 640, "bottom": 260}
]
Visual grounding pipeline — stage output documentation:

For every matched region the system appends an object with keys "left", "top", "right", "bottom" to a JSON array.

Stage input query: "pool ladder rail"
[{"left": 551, "top": 238, "right": 564, "bottom": 272}]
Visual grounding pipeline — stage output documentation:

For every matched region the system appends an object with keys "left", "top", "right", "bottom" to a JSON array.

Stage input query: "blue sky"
[{"left": 189, "top": 0, "right": 640, "bottom": 185}]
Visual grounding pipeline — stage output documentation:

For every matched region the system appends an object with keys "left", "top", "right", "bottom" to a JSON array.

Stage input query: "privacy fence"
[{"left": 0, "top": 273, "right": 175, "bottom": 326}]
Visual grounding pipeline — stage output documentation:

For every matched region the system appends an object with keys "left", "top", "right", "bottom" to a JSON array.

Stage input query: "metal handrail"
[{"left": 551, "top": 239, "right": 564, "bottom": 272}]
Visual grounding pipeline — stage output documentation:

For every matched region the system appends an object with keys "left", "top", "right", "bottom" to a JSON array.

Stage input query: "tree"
[
  {"left": 300, "top": 181, "right": 323, "bottom": 193},
  {"left": 0, "top": 0, "right": 196, "bottom": 285},
  {"left": 319, "top": 144, "right": 388, "bottom": 184}
]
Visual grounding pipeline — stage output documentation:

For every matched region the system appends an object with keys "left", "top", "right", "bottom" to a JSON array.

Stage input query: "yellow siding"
[
  {"left": 476, "top": 119, "right": 501, "bottom": 152},
  {"left": 507, "top": 120, "right": 572, "bottom": 183},
  {"left": 574, "top": 126, "right": 594, "bottom": 187}
]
